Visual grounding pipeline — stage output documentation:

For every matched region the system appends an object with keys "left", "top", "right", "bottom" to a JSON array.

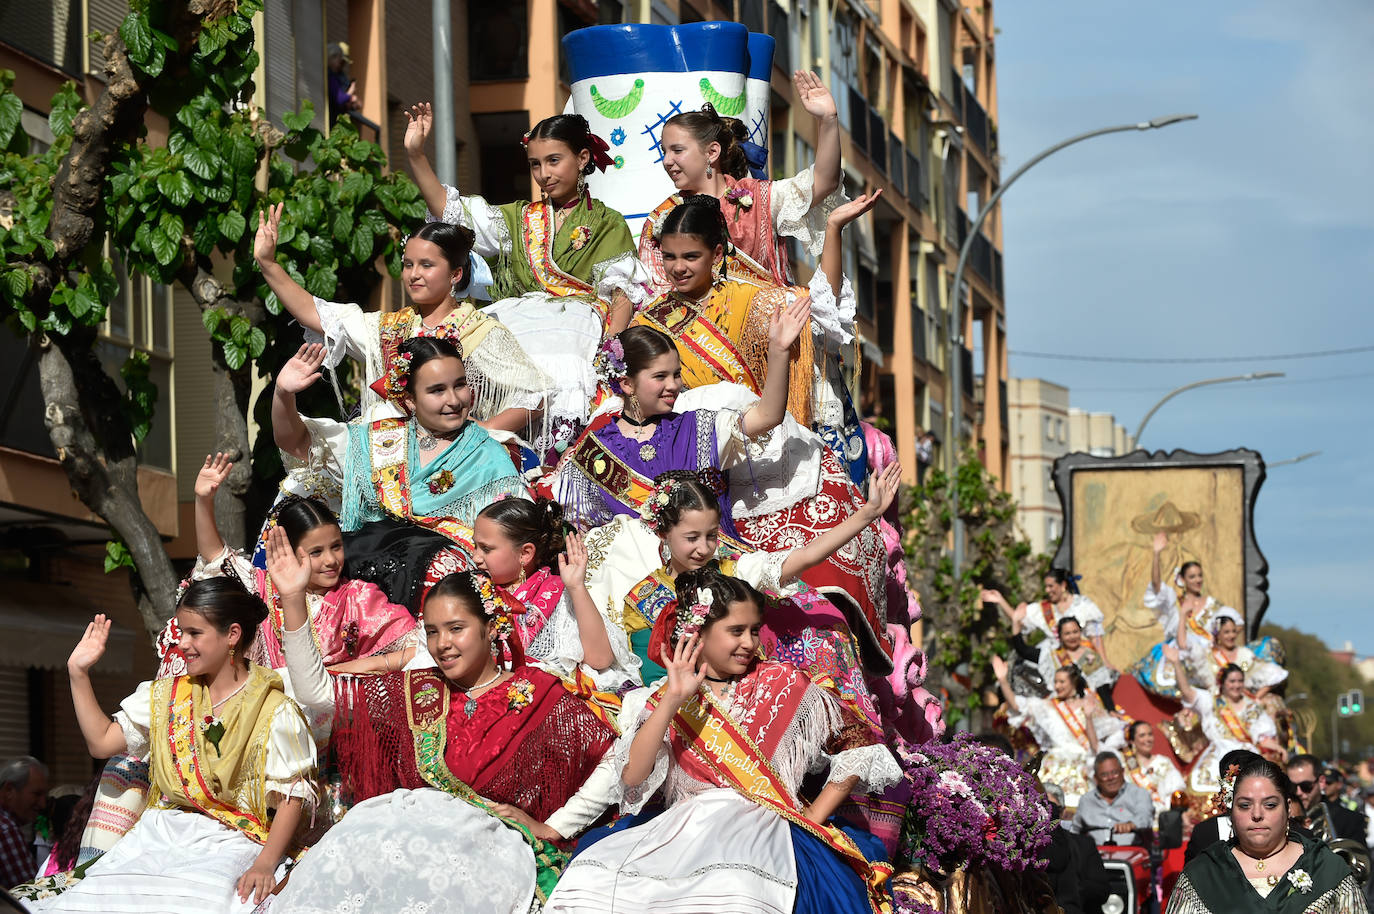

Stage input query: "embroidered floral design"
[
  {"left": 570, "top": 225, "right": 593, "bottom": 251},
  {"left": 342, "top": 621, "right": 360, "bottom": 658},
  {"left": 1219, "top": 762, "right": 1241, "bottom": 808},
  {"left": 592, "top": 336, "right": 628, "bottom": 386},
  {"left": 1286, "top": 868, "right": 1313, "bottom": 894},
  {"left": 200, "top": 715, "right": 226, "bottom": 756},
  {"left": 723, "top": 186, "right": 754, "bottom": 224},
  {"left": 506, "top": 678, "right": 535, "bottom": 712},
  {"left": 427, "top": 469, "right": 456, "bottom": 495}
]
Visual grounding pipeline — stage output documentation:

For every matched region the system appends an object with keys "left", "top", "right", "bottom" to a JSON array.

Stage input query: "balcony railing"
[
  {"left": 912, "top": 305, "right": 926, "bottom": 361},
  {"left": 963, "top": 92, "right": 991, "bottom": 157},
  {"left": 889, "top": 135, "right": 905, "bottom": 197},
  {"left": 999, "top": 379, "right": 1009, "bottom": 432},
  {"left": 956, "top": 209, "right": 999, "bottom": 296},
  {"left": 848, "top": 86, "right": 869, "bottom": 156},
  {"left": 906, "top": 149, "right": 924, "bottom": 211},
  {"left": 960, "top": 347, "right": 975, "bottom": 397},
  {"left": 868, "top": 108, "right": 888, "bottom": 176}
]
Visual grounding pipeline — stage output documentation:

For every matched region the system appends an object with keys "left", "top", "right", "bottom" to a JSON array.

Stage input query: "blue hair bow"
[
  {"left": 1068, "top": 573, "right": 1083, "bottom": 596},
  {"left": 738, "top": 140, "right": 769, "bottom": 180},
  {"left": 461, "top": 251, "right": 495, "bottom": 301}
]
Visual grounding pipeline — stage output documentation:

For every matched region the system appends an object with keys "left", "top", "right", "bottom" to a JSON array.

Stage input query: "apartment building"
[{"left": 1007, "top": 377, "right": 1136, "bottom": 554}]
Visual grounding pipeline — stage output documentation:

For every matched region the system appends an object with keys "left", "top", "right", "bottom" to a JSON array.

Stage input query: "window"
[
  {"left": 101, "top": 250, "right": 175, "bottom": 471},
  {"left": 470, "top": 5, "right": 528, "bottom": 81},
  {"left": 1043, "top": 416, "right": 1052, "bottom": 441},
  {"left": 1047, "top": 518, "right": 1059, "bottom": 542},
  {"left": 1055, "top": 418, "right": 1065, "bottom": 442}
]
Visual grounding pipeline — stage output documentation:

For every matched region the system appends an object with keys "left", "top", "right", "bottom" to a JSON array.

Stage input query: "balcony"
[
  {"left": 960, "top": 347, "right": 974, "bottom": 398},
  {"left": 868, "top": 108, "right": 888, "bottom": 177},
  {"left": 956, "top": 209, "right": 999, "bottom": 297},
  {"left": 906, "top": 148, "right": 925, "bottom": 211},
  {"left": 848, "top": 86, "right": 870, "bottom": 156},
  {"left": 963, "top": 92, "right": 991, "bottom": 158},
  {"left": 999, "top": 379, "right": 1009, "bottom": 432},
  {"left": 889, "top": 136, "right": 906, "bottom": 197}
]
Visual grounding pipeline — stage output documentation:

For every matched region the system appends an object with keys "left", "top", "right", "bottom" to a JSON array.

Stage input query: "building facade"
[{"left": 1007, "top": 377, "right": 1137, "bottom": 554}]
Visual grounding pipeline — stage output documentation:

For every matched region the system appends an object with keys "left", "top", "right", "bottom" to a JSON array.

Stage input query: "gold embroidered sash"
[
  {"left": 636, "top": 295, "right": 758, "bottom": 391},
  {"left": 520, "top": 202, "right": 609, "bottom": 320},
  {"left": 660, "top": 687, "right": 893, "bottom": 913},
  {"left": 566, "top": 416, "right": 656, "bottom": 509},
  {"left": 368, "top": 419, "right": 476, "bottom": 550},
  {"left": 1051, "top": 699, "right": 1093, "bottom": 751}
]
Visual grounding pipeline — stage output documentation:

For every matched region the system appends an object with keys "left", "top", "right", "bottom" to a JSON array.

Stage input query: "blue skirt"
[{"left": 792, "top": 818, "right": 890, "bottom": 914}]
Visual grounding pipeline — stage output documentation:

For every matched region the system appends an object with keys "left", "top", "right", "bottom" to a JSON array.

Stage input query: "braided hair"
[
  {"left": 665, "top": 104, "right": 751, "bottom": 179},
  {"left": 476, "top": 497, "right": 567, "bottom": 571}
]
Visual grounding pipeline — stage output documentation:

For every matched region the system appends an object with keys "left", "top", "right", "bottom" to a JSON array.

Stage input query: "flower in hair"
[
  {"left": 592, "top": 336, "right": 628, "bottom": 386},
  {"left": 675, "top": 587, "right": 713, "bottom": 641},
  {"left": 520, "top": 130, "right": 532, "bottom": 147},
  {"left": 639, "top": 477, "right": 682, "bottom": 526},
  {"left": 570, "top": 225, "right": 592, "bottom": 251},
  {"left": 382, "top": 350, "right": 414, "bottom": 401},
  {"left": 1219, "top": 762, "right": 1241, "bottom": 807}
]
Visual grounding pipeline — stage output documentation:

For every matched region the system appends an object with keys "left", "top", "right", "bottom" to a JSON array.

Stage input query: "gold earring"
[
  {"left": 515, "top": 567, "right": 527, "bottom": 588},
  {"left": 628, "top": 394, "right": 642, "bottom": 420},
  {"left": 229, "top": 647, "right": 235, "bottom": 665},
  {"left": 706, "top": 162, "right": 713, "bottom": 179}
]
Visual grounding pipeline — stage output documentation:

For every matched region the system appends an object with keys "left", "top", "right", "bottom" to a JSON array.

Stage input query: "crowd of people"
[{"left": 1, "top": 64, "right": 1369, "bottom": 914}]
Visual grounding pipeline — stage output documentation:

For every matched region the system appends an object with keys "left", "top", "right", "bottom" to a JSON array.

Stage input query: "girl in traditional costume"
[
  {"left": 274, "top": 339, "right": 529, "bottom": 610},
  {"left": 270, "top": 569, "right": 617, "bottom": 913},
  {"left": 549, "top": 323, "right": 894, "bottom": 668},
  {"left": 1166, "top": 646, "right": 1282, "bottom": 796},
  {"left": 469, "top": 496, "right": 637, "bottom": 690},
  {"left": 40, "top": 581, "right": 315, "bottom": 913},
  {"left": 1014, "top": 568, "right": 1111, "bottom": 658},
  {"left": 1132, "top": 531, "right": 1243, "bottom": 699},
  {"left": 407, "top": 104, "right": 651, "bottom": 446},
  {"left": 1123, "top": 721, "right": 1187, "bottom": 819},
  {"left": 1178, "top": 607, "right": 1288, "bottom": 699},
  {"left": 255, "top": 205, "right": 552, "bottom": 437},
  {"left": 638, "top": 71, "right": 845, "bottom": 290},
  {"left": 640, "top": 187, "right": 880, "bottom": 483},
  {"left": 546, "top": 567, "right": 901, "bottom": 914},
  {"left": 582, "top": 469, "right": 899, "bottom": 722},
  {"left": 991, "top": 654, "right": 1124, "bottom": 808},
  {"left": 986, "top": 590, "right": 1118, "bottom": 708}
]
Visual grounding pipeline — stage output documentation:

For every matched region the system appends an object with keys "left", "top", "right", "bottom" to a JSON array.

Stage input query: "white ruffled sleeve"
[
  {"left": 545, "top": 754, "right": 619, "bottom": 839},
  {"left": 113, "top": 681, "right": 154, "bottom": 760},
  {"left": 611, "top": 687, "right": 671, "bottom": 815},
  {"left": 191, "top": 545, "right": 256, "bottom": 585},
  {"left": 826, "top": 744, "right": 903, "bottom": 795},
  {"left": 304, "top": 298, "right": 371, "bottom": 370},
  {"left": 1250, "top": 707, "right": 1278, "bottom": 744},
  {"left": 733, "top": 549, "right": 799, "bottom": 596},
  {"left": 280, "top": 415, "right": 349, "bottom": 506},
  {"left": 1072, "top": 596, "right": 1105, "bottom": 639},
  {"left": 806, "top": 267, "right": 855, "bottom": 347},
  {"left": 429, "top": 184, "right": 512, "bottom": 260},
  {"left": 527, "top": 590, "right": 640, "bottom": 693},
  {"left": 1143, "top": 583, "right": 1179, "bottom": 620},
  {"left": 262, "top": 700, "right": 318, "bottom": 810},
  {"left": 592, "top": 251, "right": 655, "bottom": 309},
  {"left": 280, "top": 623, "right": 335, "bottom": 742},
  {"left": 1244, "top": 655, "right": 1288, "bottom": 691},
  {"left": 768, "top": 165, "right": 847, "bottom": 258},
  {"left": 713, "top": 406, "right": 777, "bottom": 473}
]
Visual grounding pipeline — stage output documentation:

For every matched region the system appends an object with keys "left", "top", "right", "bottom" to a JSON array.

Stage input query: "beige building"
[{"left": 1008, "top": 378, "right": 1136, "bottom": 554}]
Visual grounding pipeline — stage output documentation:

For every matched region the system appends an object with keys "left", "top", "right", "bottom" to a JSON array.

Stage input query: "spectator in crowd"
[
  {"left": 327, "top": 42, "right": 362, "bottom": 125},
  {"left": 0, "top": 756, "right": 48, "bottom": 889},
  {"left": 1073, "top": 752, "right": 1155, "bottom": 846},
  {"left": 915, "top": 429, "right": 936, "bottom": 486},
  {"left": 1185, "top": 749, "right": 1262, "bottom": 863},
  {"left": 1044, "top": 783, "right": 1113, "bottom": 914},
  {"left": 1289, "top": 755, "right": 1368, "bottom": 847}
]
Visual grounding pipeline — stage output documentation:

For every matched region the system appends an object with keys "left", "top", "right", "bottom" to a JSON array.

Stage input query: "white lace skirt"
[
  {"left": 545, "top": 788, "right": 796, "bottom": 914},
  {"left": 24, "top": 807, "right": 271, "bottom": 913},
  {"left": 271, "top": 788, "right": 536, "bottom": 914},
  {"left": 482, "top": 293, "right": 602, "bottom": 426}
]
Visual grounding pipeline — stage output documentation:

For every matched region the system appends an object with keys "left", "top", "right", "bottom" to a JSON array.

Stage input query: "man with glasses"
[
  {"left": 1288, "top": 754, "right": 1368, "bottom": 847},
  {"left": 1073, "top": 752, "right": 1155, "bottom": 846}
]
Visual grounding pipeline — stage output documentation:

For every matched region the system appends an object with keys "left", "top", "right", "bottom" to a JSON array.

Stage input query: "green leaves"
[
  {"left": 281, "top": 101, "right": 315, "bottom": 133},
  {"left": 104, "top": 538, "right": 136, "bottom": 574},
  {"left": 0, "top": 91, "right": 22, "bottom": 153},
  {"left": 119, "top": 12, "right": 153, "bottom": 64},
  {"left": 155, "top": 171, "right": 193, "bottom": 207},
  {"left": 218, "top": 209, "right": 246, "bottom": 243}
]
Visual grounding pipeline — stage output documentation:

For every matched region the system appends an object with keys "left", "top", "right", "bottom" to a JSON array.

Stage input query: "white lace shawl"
[{"left": 769, "top": 164, "right": 847, "bottom": 258}]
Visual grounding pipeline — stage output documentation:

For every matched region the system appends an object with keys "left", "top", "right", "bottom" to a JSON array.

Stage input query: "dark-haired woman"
[
  {"left": 549, "top": 321, "right": 896, "bottom": 670},
  {"left": 1133, "top": 531, "right": 1245, "bottom": 698},
  {"left": 639, "top": 71, "right": 845, "bottom": 290},
  {"left": 1166, "top": 646, "right": 1282, "bottom": 796},
  {"left": 254, "top": 202, "right": 552, "bottom": 436},
  {"left": 1167, "top": 758, "right": 1368, "bottom": 913},
  {"left": 582, "top": 468, "right": 899, "bottom": 715},
  {"left": 407, "top": 104, "right": 651, "bottom": 448},
  {"left": 545, "top": 568, "right": 900, "bottom": 914},
  {"left": 469, "top": 497, "right": 637, "bottom": 690},
  {"left": 636, "top": 190, "right": 880, "bottom": 476},
  {"left": 984, "top": 591, "right": 1117, "bottom": 708},
  {"left": 991, "top": 654, "right": 1124, "bottom": 807},
  {"left": 36, "top": 583, "right": 316, "bottom": 912},
  {"left": 271, "top": 570, "right": 617, "bottom": 912},
  {"left": 189, "top": 455, "right": 416, "bottom": 674}
]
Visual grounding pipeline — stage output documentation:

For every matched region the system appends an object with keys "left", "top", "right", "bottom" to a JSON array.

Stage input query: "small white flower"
[
  {"left": 1287, "top": 869, "right": 1313, "bottom": 893},
  {"left": 737, "top": 192, "right": 753, "bottom": 208},
  {"left": 696, "top": 587, "right": 714, "bottom": 608}
]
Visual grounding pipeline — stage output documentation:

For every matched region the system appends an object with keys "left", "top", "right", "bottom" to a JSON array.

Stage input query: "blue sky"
[{"left": 994, "top": 1, "right": 1374, "bottom": 652}]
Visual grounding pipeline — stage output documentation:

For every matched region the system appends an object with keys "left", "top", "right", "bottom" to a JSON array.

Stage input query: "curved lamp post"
[
  {"left": 1133, "top": 371, "right": 1284, "bottom": 443},
  {"left": 946, "top": 114, "right": 1199, "bottom": 577}
]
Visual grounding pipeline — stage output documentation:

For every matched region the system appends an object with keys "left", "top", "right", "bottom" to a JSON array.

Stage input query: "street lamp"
[
  {"left": 1133, "top": 372, "right": 1284, "bottom": 443},
  {"left": 1269, "top": 450, "right": 1322, "bottom": 468},
  {"left": 945, "top": 113, "right": 1198, "bottom": 577}
]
